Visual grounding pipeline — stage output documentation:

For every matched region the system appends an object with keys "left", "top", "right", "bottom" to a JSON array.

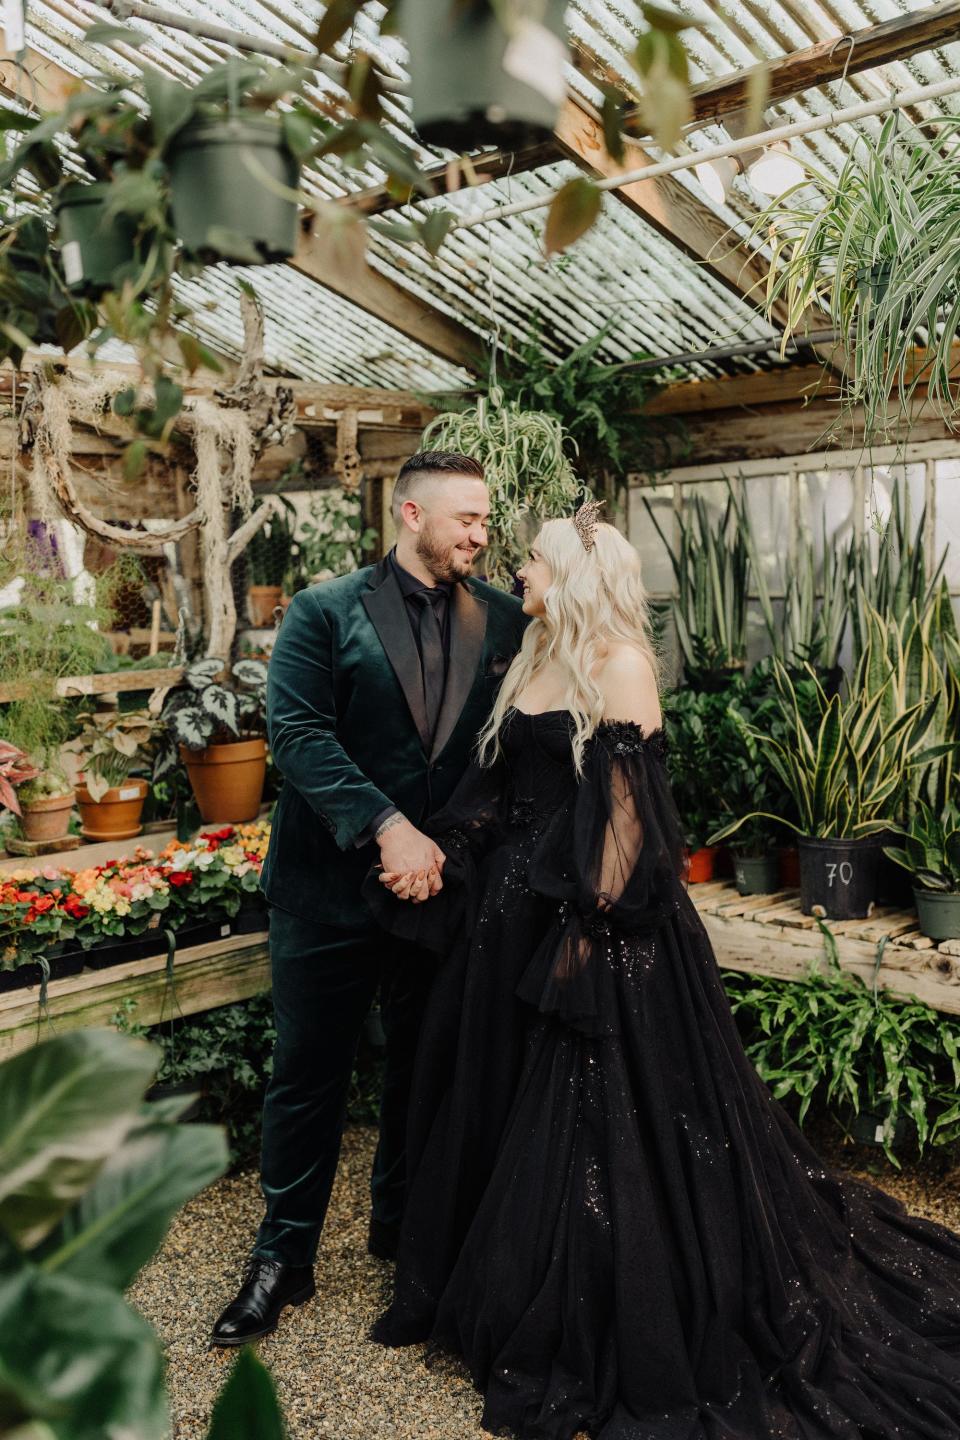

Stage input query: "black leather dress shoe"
[
  {"left": 367, "top": 1218, "right": 400, "bottom": 1261},
  {"left": 210, "top": 1257, "right": 315, "bottom": 1347}
]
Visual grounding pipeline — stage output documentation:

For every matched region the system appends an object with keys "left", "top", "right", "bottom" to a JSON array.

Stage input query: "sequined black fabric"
[{"left": 363, "top": 709, "right": 960, "bottom": 1440}]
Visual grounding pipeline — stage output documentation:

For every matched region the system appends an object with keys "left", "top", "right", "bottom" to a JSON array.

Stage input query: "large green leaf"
[
  {"left": 0, "top": 1255, "right": 167, "bottom": 1440},
  {"left": 36, "top": 1118, "right": 227, "bottom": 1290},
  {"left": 207, "top": 1347, "right": 285, "bottom": 1440},
  {"left": 0, "top": 1032, "right": 157, "bottom": 1251}
]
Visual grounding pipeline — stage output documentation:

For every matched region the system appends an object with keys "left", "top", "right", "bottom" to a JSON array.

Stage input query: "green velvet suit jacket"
[{"left": 260, "top": 555, "right": 529, "bottom": 929}]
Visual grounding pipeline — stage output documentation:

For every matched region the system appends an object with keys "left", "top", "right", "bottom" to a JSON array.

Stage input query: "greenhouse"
[{"left": 6, "top": 1, "right": 960, "bottom": 1437}]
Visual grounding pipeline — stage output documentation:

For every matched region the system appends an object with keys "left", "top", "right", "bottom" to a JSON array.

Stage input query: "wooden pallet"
[
  {"left": 0, "top": 931, "right": 270, "bottom": 1059},
  {"left": 690, "top": 881, "right": 960, "bottom": 1016}
]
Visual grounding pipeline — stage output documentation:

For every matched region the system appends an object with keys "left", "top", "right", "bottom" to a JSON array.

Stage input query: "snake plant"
[
  {"left": 642, "top": 480, "right": 751, "bottom": 678},
  {"left": 883, "top": 800, "right": 960, "bottom": 894},
  {"left": 708, "top": 650, "right": 947, "bottom": 844}
]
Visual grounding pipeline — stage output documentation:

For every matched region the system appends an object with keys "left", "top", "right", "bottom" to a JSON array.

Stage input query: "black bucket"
[{"left": 797, "top": 835, "right": 884, "bottom": 919}]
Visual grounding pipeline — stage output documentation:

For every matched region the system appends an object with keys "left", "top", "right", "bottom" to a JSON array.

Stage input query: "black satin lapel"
[
  {"left": 362, "top": 571, "right": 431, "bottom": 753},
  {"left": 431, "top": 583, "right": 488, "bottom": 762}
]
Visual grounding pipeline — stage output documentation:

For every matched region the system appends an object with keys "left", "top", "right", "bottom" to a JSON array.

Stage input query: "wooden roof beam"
[{"left": 629, "top": 0, "right": 960, "bottom": 132}]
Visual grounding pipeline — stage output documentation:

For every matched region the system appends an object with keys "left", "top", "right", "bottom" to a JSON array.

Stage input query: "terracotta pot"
[
  {"left": 686, "top": 845, "right": 717, "bottom": 884},
  {"left": 248, "top": 585, "right": 283, "bottom": 627},
  {"left": 75, "top": 779, "right": 148, "bottom": 841},
  {"left": 778, "top": 845, "right": 801, "bottom": 888},
  {"left": 181, "top": 738, "right": 267, "bottom": 823},
  {"left": 20, "top": 792, "right": 74, "bottom": 843}
]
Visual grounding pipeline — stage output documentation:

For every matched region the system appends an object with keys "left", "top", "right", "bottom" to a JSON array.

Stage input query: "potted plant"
[
  {"left": 245, "top": 499, "right": 297, "bottom": 626},
  {"left": 403, "top": 0, "right": 568, "bottom": 151},
  {"left": 16, "top": 767, "right": 76, "bottom": 845},
  {"left": 751, "top": 113, "right": 960, "bottom": 439},
  {"left": 709, "top": 658, "right": 945, "bottom": 920},
  {"left": 883, "top": 800, "right": 960, "bottom": 942},
  {"left": 0, "top": 743, "right": 40, "bottom": 839},
  {"left": 662, "top": 687, "right": 734, "bottom": 883},
  {"left": 725, "top": 928, "right": 960, "bottom": 1164},
  {"left": 160, "top": 658, "right": 268, "bottom": 823},
  {"left": 62, "top": 709, "right": 156, "bottom": 841},
  {"left": 421, "top": 389, "right": 582, "bottom": 587}
]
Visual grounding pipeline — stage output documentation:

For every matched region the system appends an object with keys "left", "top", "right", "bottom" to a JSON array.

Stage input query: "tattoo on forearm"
[{"left": 375, "top": 813, "right": 405, "bottom": 841}]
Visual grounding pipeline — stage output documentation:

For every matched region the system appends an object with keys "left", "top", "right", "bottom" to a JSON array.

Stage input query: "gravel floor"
[{"left": 129, "top": 1123, "right": 960, "bottom": 1440}]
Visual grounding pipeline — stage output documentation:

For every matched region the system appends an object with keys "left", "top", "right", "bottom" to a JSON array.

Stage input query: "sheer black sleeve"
[{"left": 518, "top": 721, "right": 688, "bottom": 1035}]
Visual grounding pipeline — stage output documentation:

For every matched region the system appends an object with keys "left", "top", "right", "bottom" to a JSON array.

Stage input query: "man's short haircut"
[{"left": 391, "top": 450, "right": 485, "bottom": 524}]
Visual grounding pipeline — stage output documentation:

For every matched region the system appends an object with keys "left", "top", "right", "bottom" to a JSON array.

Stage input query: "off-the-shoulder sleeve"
[
  {"left": 518, "top": 721, "right": 687, "bottom": 1035},
  {"left": 359, "top": 754, "right": 510, "bottom": 951}
]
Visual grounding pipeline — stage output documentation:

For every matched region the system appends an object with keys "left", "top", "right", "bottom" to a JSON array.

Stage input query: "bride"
[{"left": 363, "top": 502, "right": 960, "bottom": 1440}]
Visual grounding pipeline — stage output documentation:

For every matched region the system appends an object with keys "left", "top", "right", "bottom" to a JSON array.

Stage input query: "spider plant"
[
  {"left": 750, "top": 114, "right": 960, "bottom": 439},
  {"left": 421, "top": 388, "right": 583, "bottom": 588}
]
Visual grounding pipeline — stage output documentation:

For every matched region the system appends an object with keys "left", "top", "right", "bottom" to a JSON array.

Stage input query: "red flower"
[
  {"left": 202, "top": 827, "right": 234, "bottom": 843},
  {"left": 168, "top": 871, "right": 193, "bottom": 888},
  {"left": 32, "top": 895, "right": 55, "bottom": 915},
  {"left": 15, "top": 890, "right": 38, "bottom": 904},
  {"left": 62, "top": 895, "right": 89, "bottom": 919}
]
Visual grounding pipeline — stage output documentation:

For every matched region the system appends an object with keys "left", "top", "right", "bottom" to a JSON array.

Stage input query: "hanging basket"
[
  {"left": 403, "top": 0, "right": 568, "bottom": 151},
  {"left": 55, "top": 182, "right": 138, "bottom": 295},
  {"left": 168, "top": 116, "right": 300, "bottom": 264}
]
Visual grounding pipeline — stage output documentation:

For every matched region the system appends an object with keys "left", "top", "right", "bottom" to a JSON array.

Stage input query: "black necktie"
[{"left": 411, "top": 589, "right": 445, "bottom": 740}]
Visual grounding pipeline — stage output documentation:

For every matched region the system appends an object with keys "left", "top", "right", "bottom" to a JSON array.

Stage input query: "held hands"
[{"left": 376, "top": 815, "right": 445, "bottom": 904}]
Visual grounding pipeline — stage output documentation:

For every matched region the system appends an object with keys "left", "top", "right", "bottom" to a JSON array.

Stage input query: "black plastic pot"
[
  {"left": 733, "top": 851, "right": 780, "bottom": 896},
  {"left": 846, "top": 1106, "right": 914, "bottom": 1151},
  {"left": 231, "top": 898, "right": 269, "bottom": 935},
  {"left": 875, "top": 828, "right": 914, "bottom": 909},
  {"left": 797, "top": 835, "right": 884, "bottom": 919},
  {"left": 146, "top": 1079, "right": 204, "bottom": 1123},
  {"left": 0, "top": 951, "right": 86, "bottom": 992},
  {"left": 403, "top": 0, "right": 567, "bottom": 150},
  {"left": 855, "top": 260, "right": 892, "bottom": 305},
  {"left": 913, "top": 885, "right": 960, "bottom": 942},
  {"left": 55, "top": 181, "right": 137, "bottom": 294},
  {"left": 173, "top": 917, "right": 235, "bottom": 949},
  {"left": 85, "top": 932, "right": 169, "bottom": 970},
  {"left": 168, "top": 116, "right": 299, "bottom": 263}
]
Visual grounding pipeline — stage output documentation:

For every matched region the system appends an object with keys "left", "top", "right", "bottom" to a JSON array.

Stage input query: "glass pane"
[
  {"left": 934, "top": 458, "right": 960, "bottom": 587},
  {"left": 744, "top": 474, "right": 790, "bottom": 595},
  {"left": 629, "top": 483, "right": 675, "bottom": 596}
]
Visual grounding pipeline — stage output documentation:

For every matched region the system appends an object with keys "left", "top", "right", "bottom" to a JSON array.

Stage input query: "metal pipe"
[
  {"left": 452, "top": 71, "right": 960, "bottom": 231},
  {"left": 620, "top": 328, "right": 842, "bottom": 373}
]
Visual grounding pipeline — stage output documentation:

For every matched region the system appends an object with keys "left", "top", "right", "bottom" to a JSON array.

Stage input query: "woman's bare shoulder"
[{"left": 594, "top": 643, "right": 663, "bottom": 730}]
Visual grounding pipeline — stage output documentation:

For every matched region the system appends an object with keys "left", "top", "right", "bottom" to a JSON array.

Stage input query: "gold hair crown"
[{"left": 573, "top": 497, "right": 604, "bottom": 552}]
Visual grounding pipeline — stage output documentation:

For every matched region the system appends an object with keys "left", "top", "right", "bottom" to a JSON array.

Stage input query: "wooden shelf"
[
  {"left": 0, "top": 932, "right": 270, "bottom": 1059},
  {"left": 0, "top": 667, "right": 183, "bottom": 704},
  {"left": 692, "top": 881, "right": 960, "bottom": 1017}
]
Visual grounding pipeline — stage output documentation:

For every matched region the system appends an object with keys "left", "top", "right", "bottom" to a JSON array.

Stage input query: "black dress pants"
[{"left": 254, "top": 905, "right": 436, "bottom": 1267}]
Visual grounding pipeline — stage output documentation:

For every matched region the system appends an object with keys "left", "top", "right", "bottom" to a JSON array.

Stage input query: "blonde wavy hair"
[{"left": 476, "top": 518, "right": 661, "bottom": 774}]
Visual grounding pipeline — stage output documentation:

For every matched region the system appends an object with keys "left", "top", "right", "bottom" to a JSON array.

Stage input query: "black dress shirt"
[{"left": 356, "top": 550, "right": 458, "bottom": 847}]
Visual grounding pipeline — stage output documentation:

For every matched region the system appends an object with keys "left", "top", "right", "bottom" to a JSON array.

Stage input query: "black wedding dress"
[{"left": 362, "top": 707, "right": 960, "bottom": 1440}]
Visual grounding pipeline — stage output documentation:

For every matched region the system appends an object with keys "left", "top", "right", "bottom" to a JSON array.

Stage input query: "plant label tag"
[
  {"left": 874, "top": 1122, "right": 884, "bottom": 1144},
  {"left": 3, "top": 1, "right": 25, "bottom": 53},
  {"left": 61, "top": 241, "right": 83, "bottom": 288},
  {"left": 502, "top": 20, "right": 567, "bottom": 108},
  {"left": 118, "top": 785, "right": 142, "bottom": 800},
  {"left": 220, "top": 923, "right": 231, "bottom": 937}
]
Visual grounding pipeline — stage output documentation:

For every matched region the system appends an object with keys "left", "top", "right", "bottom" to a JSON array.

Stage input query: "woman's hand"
[{"left": 378, "top": 865, "right": 443, "bottom": 903}]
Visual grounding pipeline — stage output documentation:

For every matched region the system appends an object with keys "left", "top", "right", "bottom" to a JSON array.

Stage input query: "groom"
[{"left": 211, "top": 450, "right": 528, "bottom": 1345}]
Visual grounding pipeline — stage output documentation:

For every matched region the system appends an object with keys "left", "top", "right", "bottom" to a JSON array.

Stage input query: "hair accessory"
[{"left": 573, "top": 497, "right": 604, "bottom": 552}]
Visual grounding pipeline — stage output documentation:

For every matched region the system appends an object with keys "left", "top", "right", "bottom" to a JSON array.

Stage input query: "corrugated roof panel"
[{"left": 11, "top": 0, "right": 960, "bottom": 385}]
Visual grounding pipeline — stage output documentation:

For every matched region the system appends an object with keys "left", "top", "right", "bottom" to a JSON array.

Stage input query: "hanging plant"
[
  {"left": 402, "top": 0, "right": 569, "bottom": 152},
  {"left": 421, "top": 389, "right": 583, "bottom": 587},
  {"left": 751, "top": 113, "right": 960, "bottom": 439}
]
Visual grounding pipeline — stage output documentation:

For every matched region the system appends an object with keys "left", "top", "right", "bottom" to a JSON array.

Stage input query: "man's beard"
[{"left": 416, "top": 521, "right": 476, "bottom": 583}]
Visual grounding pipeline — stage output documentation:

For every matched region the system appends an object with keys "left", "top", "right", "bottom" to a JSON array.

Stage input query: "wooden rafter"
[{"left": 627, "top": 0, "right": 960, "bottom": 132}]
